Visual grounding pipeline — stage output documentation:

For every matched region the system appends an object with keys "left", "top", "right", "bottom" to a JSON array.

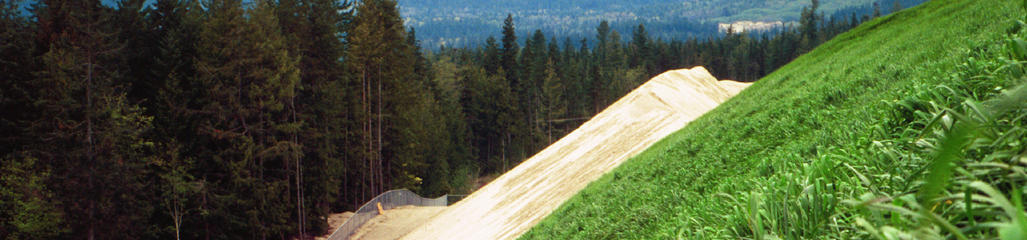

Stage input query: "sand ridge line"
[{"left": 398, "top": 66, "right": 750, "bottom": 240}]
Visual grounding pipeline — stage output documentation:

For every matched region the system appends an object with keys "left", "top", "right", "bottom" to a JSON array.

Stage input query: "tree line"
[
  {"left": 431, "top": 0, "right": 885, "bottom": 176},
  {"left": 1, "top": 0, "right": 446, "bottom": 238},
  {"left": 0, "top": 0, "right": 889, "bottom": 239}
]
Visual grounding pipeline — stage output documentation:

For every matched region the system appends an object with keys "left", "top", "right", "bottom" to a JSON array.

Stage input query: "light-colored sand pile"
[
  {"left": 347, "top": 206, "right": 446, "bottom": 240},
  {"left": 395, "top": 66, "right": 749, "bottom": 240}
]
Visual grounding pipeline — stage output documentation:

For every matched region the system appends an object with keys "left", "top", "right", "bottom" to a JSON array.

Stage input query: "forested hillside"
[
  {"left": 1, "top": 0, "right": 903, "bottom": 239},
  {"left": 2, "top": 0, "right": 438, "bottom": 238},
  {"left": 400, "top": 0, "right": 926, "bottom": 47}
]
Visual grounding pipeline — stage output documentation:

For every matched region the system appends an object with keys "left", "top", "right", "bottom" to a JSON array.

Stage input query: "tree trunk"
[
  {"left": 293, "top": 96, "right": 304, "bottom": 239},
  {"left": 377, "top": 63, "right": 383, "bottom": 194},
  {"left": 86, "top": 45, "right": 97, "bottom": 240},
  {"left": 367, "top": 72, "right": 373, "bottom": 198}
]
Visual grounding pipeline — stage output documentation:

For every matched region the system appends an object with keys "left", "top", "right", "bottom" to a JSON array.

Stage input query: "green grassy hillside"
[{"left": 522, "top": 0, "right": 1027, "bottom": 239}]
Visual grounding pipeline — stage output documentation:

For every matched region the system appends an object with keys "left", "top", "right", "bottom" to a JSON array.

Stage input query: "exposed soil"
[
  {"left": 338, "top": 67, "right": 749, "bottom": 240},
  {"left": 348, "top": 206, "right": 446, "bottom": 240},
  {"left": 472, "top": 173, "right": 499, "bottom": 190},
  {"left": 400, "top": 67, "right": 749, "bottom": 240}
]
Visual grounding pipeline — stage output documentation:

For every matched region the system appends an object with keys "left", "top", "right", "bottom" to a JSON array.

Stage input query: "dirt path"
[
  {"left": 398, "top": 67, "right": 750, "bottom": 240},
  {"left": 348, "top": 206, "right": 446, "bottom": 240}
]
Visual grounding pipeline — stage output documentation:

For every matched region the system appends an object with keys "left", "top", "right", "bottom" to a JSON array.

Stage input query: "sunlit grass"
[{"left": 521, "top": 0, "right": 1025, "bottom": 239}]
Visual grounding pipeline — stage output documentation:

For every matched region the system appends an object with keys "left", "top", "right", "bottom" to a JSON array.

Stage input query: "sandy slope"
[
  {"left": 395, "top": 67, "right": 749, "bottom": 240},
  {"left": 346, "top": 206, "right": 446, "bottom": 240}
]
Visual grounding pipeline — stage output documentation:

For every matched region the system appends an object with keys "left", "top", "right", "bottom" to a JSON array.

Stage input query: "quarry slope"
[{"left": 395, "top": 67, "right": 749, "bottom": 240}]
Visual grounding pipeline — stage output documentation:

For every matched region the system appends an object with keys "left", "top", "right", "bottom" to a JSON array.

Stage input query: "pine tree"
[
  {"left": 192, "top": 0, "right": 302, "bottom": 237},
  {"left": 272, "top": 0, "right": 359, "bottom": 235},
  {"left": 850, "top": 13, "right": 860, "bottom": 29},
  {"left": 520, "top": 30, "right": 547, "bottom": 151},
  {"left": 498, "top": 14, "right": 531, "bottom": 162},
  {"left": 1, "top": 4, "right": 63, "bottom": 224},
  {"left": 608, "top": 30, "right": 624, "bottom": 68},
  {"left": 252, "top": 1, "right": 303, "bottom": 237},
  {"left": 459, "top": 66, "right": 516, "bottom": 173},
  {"left": 501, "top": 14, "right": 519, "bottom": 86},
  {"left": 286, "top": 0, "right": 355, "bottom": 234},
  {"left": 190, "top": 0, "right": 253, "bottom": 237},
  {"left": 0, "top": 0, "right": 37, "bottom": 155},
  {"left": 596, "top": 20, "right": 611, "bottom": 67},
  {"left": 31, "top": 1, "right": 153, "bottom": 238},
  {"left": 799, "top": 0, "right": 821, "bottom": 53},
  {"left": 348, "top": 0, "right": 384, "bottom": 203},
  {"left": 541, "top": 59, "right": 565, "bottom": 144},
  {"left": 117, "top": 0, "right": 158, "bottom": 107},
  {"left": 347, "top": 0, "right": 428, "bottom": 202},
  {"left": 425, "top": 55, "right": 472, "bottom": 196},
  {"left": 149, "top": 1, "right": 204, "bottom": 237},
  {"left": 630, "top": 23, "right": 650, "bottom": 71},
  {"left": 873, "top": 2, "right": 882, "bottom": 18},
  {"left": 548, "top": 37, "right": 560, "bottom": 68},
  {"left": 484, "top": 36, "right": 501, "bottom": 75}
]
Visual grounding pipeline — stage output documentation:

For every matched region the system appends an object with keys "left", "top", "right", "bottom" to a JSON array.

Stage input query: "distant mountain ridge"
[
  {"left": 397, "top": 0, "right": 907, "bottom": 48},
  {"left": 72, "top": 0, "right": 922, "bottom": 48}
]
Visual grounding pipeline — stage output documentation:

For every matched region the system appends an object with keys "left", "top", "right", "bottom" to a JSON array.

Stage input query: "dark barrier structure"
[{"left": 326, "top": 189, "right": 451, "bottom": 240}]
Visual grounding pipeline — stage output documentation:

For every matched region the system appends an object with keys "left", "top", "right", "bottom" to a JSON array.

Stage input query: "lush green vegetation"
[
  {"left": 522, "top": 0, "right": 1027, "bottom": 239},
  {"left": 429, "top": 0, "right": 867, "bottom": 178},
  {"left": 1, "top": 0, "right": 875, "bottom": 238},
  {"left": 3, "top": 0, "right": 1019, "bottom": 239},
  {"left": 2, "top": 0, "right": 459, "bottom": 238}
]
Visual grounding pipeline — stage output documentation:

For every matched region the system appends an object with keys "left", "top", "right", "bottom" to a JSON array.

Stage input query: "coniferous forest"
[{"left": 0, "top": 0, "right": 896, "bottom": 238}]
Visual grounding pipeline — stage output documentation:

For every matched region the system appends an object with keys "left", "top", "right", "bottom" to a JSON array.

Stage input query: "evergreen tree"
[
  {"left": 0, "top": 0, "right": 37, "bottom": 155},
  {"left": 548, "top": 37, "right": 561, "bottom": 66},
  {"left": 282, "top": 0, "right": 355, "bottom": 234},
  {"left": 192, "top": 0, "right": 302, "bottom": 237},
  {"left": 520, "top": 30, "right": 547, "bottom": 150},
  {"left": 873, "top": 2, "right": 882, "bottom": 18},
  {"left": 608, "top": 30, "right": 624, "bottom": 69},
  {"left": 347, "top": 0, "right": 429, "bottom": 202},
  {"left": 541, "top": 59, "right": 564, "bottom": 143},
  {"left": 427, "top": 55, "right": 473, "bottom": 195},
  {"left": 407, "top": 27, "right": 457, "bottom": 197},
  {"left": 118, "top": 0, "right": 159, "bottom": 107},
  {"left": 630, "top": 23, "right": 651, "bottom": 72},
  {"left": 1, "top": 4, "right": 64, "bottom": 228},
  {"left": 484, "top": 36, "right": 501, "bottom": 75},
  {"left": 459, "top": 66, "right": 516, "bottom": 172},
  {"left": 799, "top": 0, "right": 821, "bottom": 53},
  {"left": 850, "top": 13, "right": 860, "bottom": 29},
  {"left": 596, "top": 20, "right": 611, "bottom": 66},
  {"left": 498, "top": 14, "right": 530, "bottom": 161},
  {"left": 148, "top": 1, "right": 204, "bottom": 237},
  {"left": 31, "top": 1, "right": 153, "bottom": 238},
  {"left": 501, "top": 14, "right": 519, "bottom": 84}
]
